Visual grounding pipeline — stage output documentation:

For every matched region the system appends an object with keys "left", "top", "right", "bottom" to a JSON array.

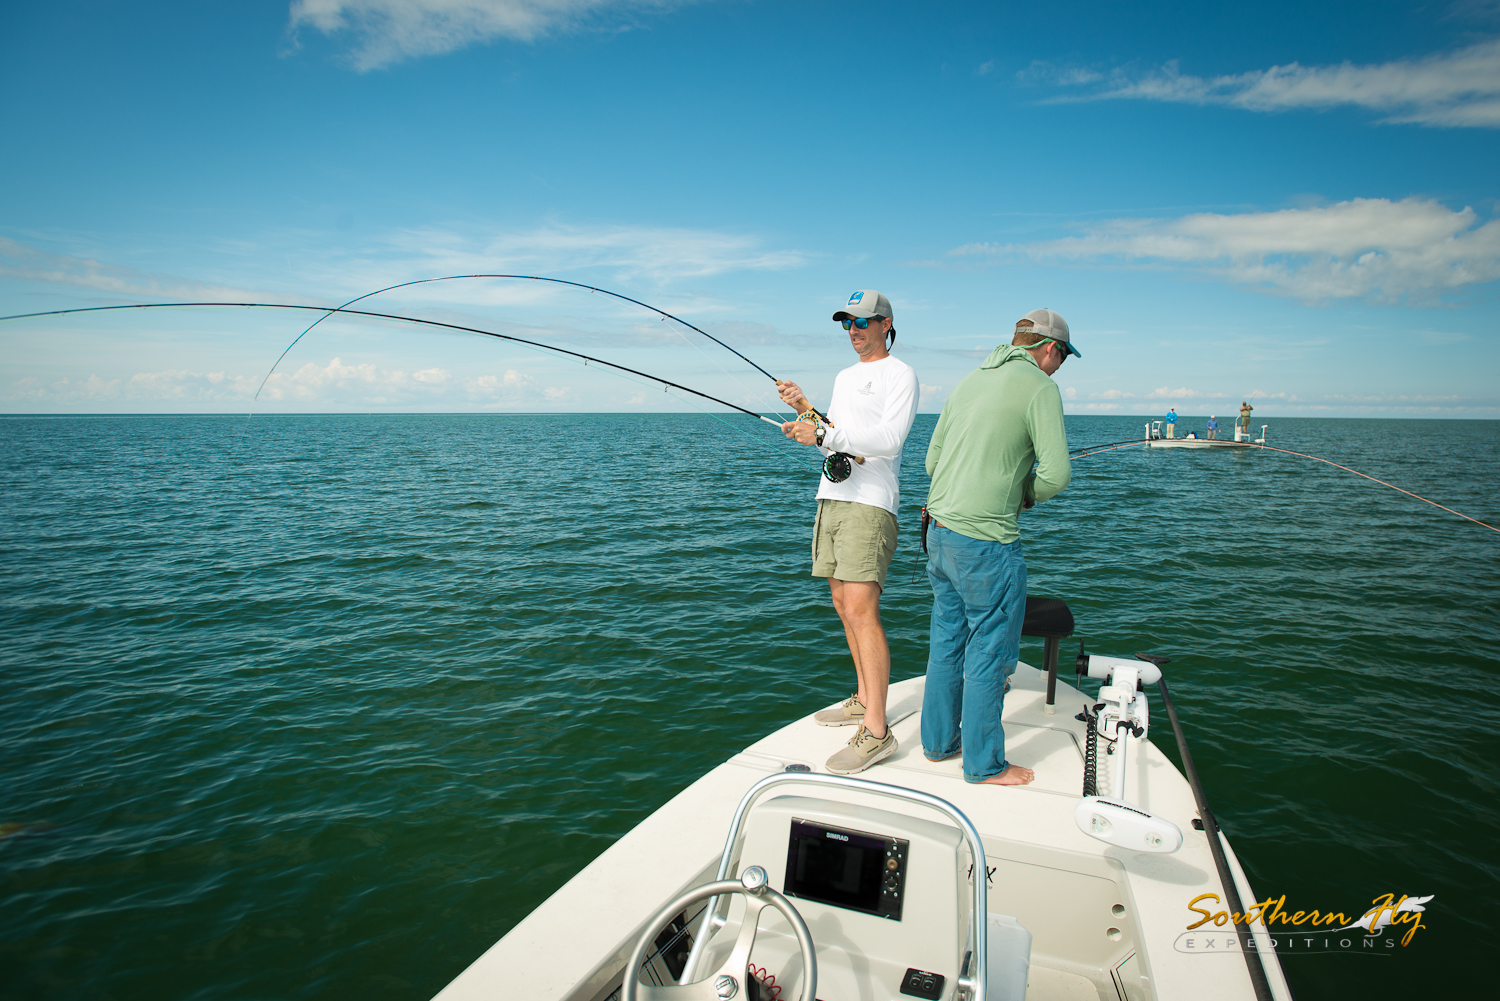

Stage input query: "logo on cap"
[{"left": 849, "top": 292, "right": 864, "bottom": 304}]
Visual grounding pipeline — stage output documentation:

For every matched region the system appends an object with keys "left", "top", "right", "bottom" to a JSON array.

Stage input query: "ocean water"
[{"left": 2, "top": 412, "right": 1496, "bottom": 999}]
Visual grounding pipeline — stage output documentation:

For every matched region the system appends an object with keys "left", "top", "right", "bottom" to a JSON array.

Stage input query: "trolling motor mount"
[{"left": 1072, "top": 649, "right": 1183, "bottom": 854}]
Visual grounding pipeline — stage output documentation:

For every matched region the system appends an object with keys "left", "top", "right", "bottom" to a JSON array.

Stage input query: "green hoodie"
[{"left": 925, "top": 344, "right": 1071, "bottom": 544}]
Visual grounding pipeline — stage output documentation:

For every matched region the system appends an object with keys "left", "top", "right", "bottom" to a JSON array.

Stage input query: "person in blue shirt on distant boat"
[
  {"left": 777, "top": 290, "right": 919, "bottom": 776},
  {"left": 1165, "top": 408, "right": 1178, "bottom": 438},
  {"left": 1206, "top": 415, "right": 1219, "bottom": 440}
]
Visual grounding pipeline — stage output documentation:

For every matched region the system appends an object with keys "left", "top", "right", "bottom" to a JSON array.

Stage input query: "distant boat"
[{"left": 1144, "top": 420, "right": 1266, "bottom": 449}]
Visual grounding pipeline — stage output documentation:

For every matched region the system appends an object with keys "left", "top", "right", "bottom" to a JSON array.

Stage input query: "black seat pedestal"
[{"left": 1021, "top": 597, "right": 1076, "bottom": 713}]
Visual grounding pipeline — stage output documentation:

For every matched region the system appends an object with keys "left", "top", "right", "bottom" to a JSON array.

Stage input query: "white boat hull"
[
  {"left": 1144, "top": 438, "right": 1257, "bottom": 449},
  {"left": 438, "top": 667, "right": 1292, "bottom": 1001}
]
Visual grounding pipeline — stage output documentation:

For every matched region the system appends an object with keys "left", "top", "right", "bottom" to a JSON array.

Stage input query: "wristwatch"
[{"left": 815, "top": 426, "right": 827, "bottom": 448}]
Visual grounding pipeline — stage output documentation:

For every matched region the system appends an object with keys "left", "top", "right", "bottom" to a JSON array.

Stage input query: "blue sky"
[{"left": 2, "top": 0, "right": 1498, "bottom": 418}]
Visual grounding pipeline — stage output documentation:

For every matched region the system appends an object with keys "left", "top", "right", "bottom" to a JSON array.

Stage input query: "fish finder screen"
[{"left": 784, "top": 819, "right": 891, "bottom": 917}]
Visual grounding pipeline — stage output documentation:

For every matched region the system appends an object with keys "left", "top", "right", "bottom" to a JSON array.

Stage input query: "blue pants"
[{"left": 921, "top": 526, "right": 1027, "bottom": 782}]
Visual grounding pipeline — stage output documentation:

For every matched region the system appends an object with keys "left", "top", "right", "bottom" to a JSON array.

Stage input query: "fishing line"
[
  {"left": 1069, "top": 437, "right": 1150, "bottom": 455},
  {"left": 1070, "top": 442, "right": 1152, "bottom": 460},
  {"left": 579, "top": 359, "right": 817, "bottom": 469},
  {"left": 902, "top": 434, "right": 1496, "bottom": 586},
  {"left": 0, "top": 300, "right": 802, "bottom": 435},
  {"left": 1067, "top": 439, "right": 1497, "bottom": 534},
  {"left": 251, "top": 274, "right": 849, "bottom": 475},
  {"left": 1253, "top": 443, "right": 1498, "bottom": 534},
  {"left": 252, "top": 274, "right": 805, "bottom": 420}
]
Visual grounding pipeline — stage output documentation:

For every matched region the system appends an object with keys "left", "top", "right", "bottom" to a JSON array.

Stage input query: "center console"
[{"left": 714, "top": 794, "right": 969, "bottom": 1000}]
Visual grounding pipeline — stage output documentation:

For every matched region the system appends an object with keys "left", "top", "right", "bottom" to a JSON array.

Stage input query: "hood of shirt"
[{"left": 979, "top": 344, "right": 1041, "bottom": 371}]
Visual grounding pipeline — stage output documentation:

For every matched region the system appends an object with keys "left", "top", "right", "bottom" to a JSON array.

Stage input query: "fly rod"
[
  {"left": 251, "top": 273, "right": 835, "bottom": 424},
  {"left": 251, "top": 273, "right": 860, "bottom": 466},
  {"left": 0, "top": 301, "right": 787, "bottom": 429}
]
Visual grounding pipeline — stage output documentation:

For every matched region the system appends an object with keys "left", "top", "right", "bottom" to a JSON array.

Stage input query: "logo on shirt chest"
[{"left": 857, "top": 381, "right": 874, "bottom": 396}]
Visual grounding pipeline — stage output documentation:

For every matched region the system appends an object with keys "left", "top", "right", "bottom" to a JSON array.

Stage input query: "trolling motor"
[
  {"left": 1072, "top": 644, "right": 1183, "bottom": 854},
  {"left": 1073, "top": 648, "right": 1282, "bottom": 996}
]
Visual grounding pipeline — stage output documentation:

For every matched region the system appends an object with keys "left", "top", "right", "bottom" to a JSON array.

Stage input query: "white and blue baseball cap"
[
  {"left": 833, "top": 289, "right": 893, "bottom": 322},
  {"left": 1016, "top": 308, "right": 1081, "bottom": 358}
]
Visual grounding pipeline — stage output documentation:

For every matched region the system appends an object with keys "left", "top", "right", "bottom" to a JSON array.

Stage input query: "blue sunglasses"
[{"left": 840, "top": 317, "right": 881, "bottom": 330}]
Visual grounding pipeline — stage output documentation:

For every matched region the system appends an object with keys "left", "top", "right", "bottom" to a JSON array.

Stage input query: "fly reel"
[
  {"left": 798, "top": 410, "right": 859, "bottom": 482},
  {"left": 822, "top": 452, "right": 854, "bottom": 483}
]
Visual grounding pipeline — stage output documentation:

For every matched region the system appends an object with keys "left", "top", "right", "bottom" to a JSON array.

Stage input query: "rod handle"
[{"left": 776, "top": 379, "right": 812, "bottom": 415}]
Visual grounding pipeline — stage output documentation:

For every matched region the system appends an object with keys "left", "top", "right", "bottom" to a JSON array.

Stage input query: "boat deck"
[{"left": 436, "top": 665, "right": 1292, "bottom": 1001}]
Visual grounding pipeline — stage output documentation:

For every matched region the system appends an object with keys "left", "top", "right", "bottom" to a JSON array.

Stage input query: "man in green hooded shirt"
[{"left": 921, "top": 308, "right": 1077, "bottom": 786}]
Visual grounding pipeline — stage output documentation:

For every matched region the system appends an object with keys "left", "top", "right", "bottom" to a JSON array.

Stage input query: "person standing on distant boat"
[
  {"left": 1206, "top": 415, "right": 1219, "bottom": 440},
  {"left": 920, "top": 308, "right": 1078, "bottom": 787},
  {"left": 777, "top": 290, "right": 919, "bottom": 775},
  {"left": 1239, "top": 400, "right": 1254, "bottom": 438},
  {"left": 1165, "top": 407, "right": 1178, "bottom": 439}
]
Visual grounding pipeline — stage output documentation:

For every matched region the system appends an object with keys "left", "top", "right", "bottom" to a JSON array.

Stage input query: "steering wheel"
[{"left": 621, "top": 866, "right": 817, "bottom": 1001}]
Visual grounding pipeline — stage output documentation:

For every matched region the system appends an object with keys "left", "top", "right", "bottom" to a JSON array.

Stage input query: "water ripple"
[{"left": 2, "top": 413, "right": 1496, "bottom": 999}]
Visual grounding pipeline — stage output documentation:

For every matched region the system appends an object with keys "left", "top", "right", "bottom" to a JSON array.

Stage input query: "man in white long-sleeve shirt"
[{"left": 778, "top": 289, "right": 919, "bottom": 774}]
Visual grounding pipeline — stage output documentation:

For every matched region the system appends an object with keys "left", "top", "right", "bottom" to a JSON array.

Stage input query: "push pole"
[{"left": 1155, "top": 676, "right": 1278, "bottom": 1001}]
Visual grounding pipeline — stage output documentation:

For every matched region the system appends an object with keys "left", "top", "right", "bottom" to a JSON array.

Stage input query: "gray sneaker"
[
  {"left": 814, "top": 694, "right": 865, "bottom": 727},
  {"left": 826, "top": 726, "right": 898, "bottom": 775}
]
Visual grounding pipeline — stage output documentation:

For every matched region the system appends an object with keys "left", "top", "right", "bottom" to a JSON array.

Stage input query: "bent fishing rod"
[
  {"left": 251, "top": 272, "right": 859, "bottom": 468},
  {"left": 252, "top": 273, "right": 832, "bottom": 424},
  {"left": 0, "top": 300, "right": 863, "bottom": 479},
  {"left": 0, "top": 301, "right": 787, "bottom": 427}
]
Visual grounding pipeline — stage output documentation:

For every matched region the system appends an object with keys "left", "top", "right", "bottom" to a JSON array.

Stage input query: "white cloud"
[
  {"left": 4, "top": 359, "right": 571, "bottom": 409},
  {"left": 257, "top": 356, "right": 570, "bottom": 403},
  {"left": 474, "top": 368, "right": 539, "bottom": 392},
  {"left": 1063, "top": 388, "right": 1499, "bottom": 416},
  {"left": 288, "top": 0, "right": 692, "bottom": 71},
  {"left": 1315, "top": 391, "right": 1467, "bottom": 405},
  {"left": 1045, "top": 38, "right": 1500, "bottom": 128},
  {"left": 1, "top": 220, "right": 805, "bottom": 317},
  {"left": 5, "top": 369, "right": 261, "bottom": 407},
  {"left": 1077, "top": 387, "right": 1476, "bottom": 409},
  {"left": 1034, "top": 65, "right": 1103, "bottom": 87},
  {"left": 952, "top": 197, "right": 1500, "bottom": 304},
  {"left": 0, "top": 237, "right": 293, "bottom": 304},
  {"left": 376, "top": 222, "right": 806, "bottom": 284},
  {"left": 1417, "top": 328, "right": 1473, "bottom": 344}
]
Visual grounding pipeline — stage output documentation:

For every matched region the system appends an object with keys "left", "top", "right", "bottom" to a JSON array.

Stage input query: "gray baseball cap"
[
  {"left": 833, "top": 289, "right": 892, "bottom": 322},
  {"left": 1016, "top": 308, "right": 1081, "bottom": 358}
]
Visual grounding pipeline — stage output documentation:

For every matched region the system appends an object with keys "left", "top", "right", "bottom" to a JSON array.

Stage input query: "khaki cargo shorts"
[{"left": 811, "top": 499, "right": 899, "bottom": 588}]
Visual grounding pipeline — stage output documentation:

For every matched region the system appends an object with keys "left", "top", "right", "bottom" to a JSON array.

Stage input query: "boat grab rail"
[{"left": 679, "top": 770, "right": 989, "bottom": 1001}]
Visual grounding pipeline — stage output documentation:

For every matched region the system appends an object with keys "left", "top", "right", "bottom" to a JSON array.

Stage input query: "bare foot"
[{"left": 978, "top": 764, "right": 1034, "bottom": 786}]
